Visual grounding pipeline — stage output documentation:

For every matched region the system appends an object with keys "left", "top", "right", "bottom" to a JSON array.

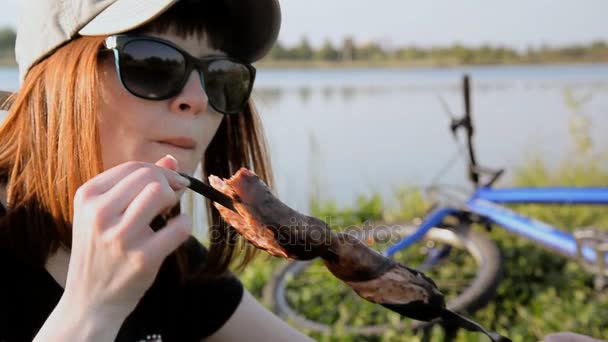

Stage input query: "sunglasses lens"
[
  {"left": 204, "top": 60, "right": 252, "bottom": 114},
  {"left": 119, "top": 40, "right": 186, "bottom": 99}
]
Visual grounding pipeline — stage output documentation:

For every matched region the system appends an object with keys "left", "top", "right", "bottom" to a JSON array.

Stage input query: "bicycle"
[{"left": 264, "top": 75, "right": 608, "bottom": 336}]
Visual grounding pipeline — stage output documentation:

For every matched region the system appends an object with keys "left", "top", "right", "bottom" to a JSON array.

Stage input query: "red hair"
[{"left": 0, "top": 34, "right": 273, "bottom": 278}]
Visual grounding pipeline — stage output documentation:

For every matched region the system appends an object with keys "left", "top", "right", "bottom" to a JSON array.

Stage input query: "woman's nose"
[{"left": 169, "top": 71, "right": 209, "bottom": 115}]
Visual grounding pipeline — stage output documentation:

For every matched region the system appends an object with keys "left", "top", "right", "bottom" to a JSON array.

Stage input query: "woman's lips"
[{"left": 156, "top": 137, "right": 197, "bottom": 150}]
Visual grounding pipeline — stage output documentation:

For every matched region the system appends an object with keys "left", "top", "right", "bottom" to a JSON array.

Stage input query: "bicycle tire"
[{"left": 263, "top": 224, "right": 503, "bottom": 336}]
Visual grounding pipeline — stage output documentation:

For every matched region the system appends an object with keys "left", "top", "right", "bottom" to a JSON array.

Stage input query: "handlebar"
[
  {"left": 472, "top": 165, "right": 505, "bottom": 188},
  {"left": 450, "top": 75, "right": 504, "bottom": 189}
]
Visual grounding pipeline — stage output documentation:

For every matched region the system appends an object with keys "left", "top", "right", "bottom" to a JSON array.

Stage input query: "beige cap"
[{"left": 15, "top": 0, "right": 281, "bottom": 82}]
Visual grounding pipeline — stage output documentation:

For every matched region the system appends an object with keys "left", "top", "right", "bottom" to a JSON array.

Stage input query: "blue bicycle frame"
[
  {"left": 386, "top": 187, "right": 608, "bottom": 266},
  {"left": 385, "top": 74, "right": 608, "bottom": 270}
]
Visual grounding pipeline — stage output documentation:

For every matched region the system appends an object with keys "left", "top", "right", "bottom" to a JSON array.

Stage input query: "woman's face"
[{"left": 97, "top": 29, "right": 225, "bottom": 175}]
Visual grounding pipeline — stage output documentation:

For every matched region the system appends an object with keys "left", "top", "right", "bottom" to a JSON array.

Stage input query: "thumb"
[
  {"left": 156, "top": 154, "right": 179, "bottom": 171},
  {"left": 156, "top": 154, "right": 187, "bottom": 199}
]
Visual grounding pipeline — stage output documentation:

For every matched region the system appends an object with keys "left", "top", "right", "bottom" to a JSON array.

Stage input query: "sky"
[{"left": 1, "top": 0, "right": 607, "bottom": 50}]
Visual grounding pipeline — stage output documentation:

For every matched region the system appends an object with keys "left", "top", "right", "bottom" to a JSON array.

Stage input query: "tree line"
[
  {"left": 1, "top": 27, "right": 608, "bottom": 66},
  {"left": 0, "top": 28, "right": 15, "bottom": 62},
  {"left": 268, "top": 37, "right": 608, "bottom": 65}
]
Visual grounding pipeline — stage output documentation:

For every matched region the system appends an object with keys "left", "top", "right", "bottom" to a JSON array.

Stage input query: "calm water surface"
[{"left": 1, "top": 64, "right": 607, "bottom": 213}]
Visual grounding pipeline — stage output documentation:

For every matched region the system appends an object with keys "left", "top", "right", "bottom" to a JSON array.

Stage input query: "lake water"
[{"left": 1, "top": 64, "right": 607, "bottom": 214}]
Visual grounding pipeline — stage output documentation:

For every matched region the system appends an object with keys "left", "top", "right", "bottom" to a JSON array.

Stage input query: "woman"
[{"left": 0, "top": 0, "right": 313, "bottom": 341}]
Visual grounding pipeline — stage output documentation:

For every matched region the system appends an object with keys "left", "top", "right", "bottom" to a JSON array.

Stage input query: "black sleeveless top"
[{"left": 0, "top": 202, "right": 244, "bottom": 342}]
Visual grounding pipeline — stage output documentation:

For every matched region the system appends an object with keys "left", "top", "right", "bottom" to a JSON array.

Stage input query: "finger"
[
  {"left": 100, "top": 166, "right": 188, "bottom": 216},
  {"left": 121, "top": 179, "right": 179, "bottom": 232},
  {"left": 155, "top": 156, "right": 189, "bottom": 200},
  {"left": 80, "top": 161, "right": 146, "bottom": 196},
  {"left": 148, "top": 155, "right": 190, "bottom": 191},
  {"left": 155, "top": 154, "right": 178, "bottom": 171},
  {"left": 82, "top": 160, "right": 189, "bottom": 196},
  {"left": 102, "top": 179, "right": 178, "bottom": 246},
  {"left": 142, "top": 214, "right": 193, "bottom": 263}
]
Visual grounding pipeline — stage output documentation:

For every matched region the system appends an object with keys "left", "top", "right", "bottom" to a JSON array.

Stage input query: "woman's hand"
[{"left": 35, "top": 155, "right": 193, "bottom": 341}]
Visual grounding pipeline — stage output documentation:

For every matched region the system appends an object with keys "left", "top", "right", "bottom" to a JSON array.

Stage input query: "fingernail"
[{"left": 165, "top": 154, "right": 177, "bottom": 163}]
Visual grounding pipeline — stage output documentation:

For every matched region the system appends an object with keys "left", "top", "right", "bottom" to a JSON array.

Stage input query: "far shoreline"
[{"left": 1, "top": 58, "right": 608, "bottom": 70}]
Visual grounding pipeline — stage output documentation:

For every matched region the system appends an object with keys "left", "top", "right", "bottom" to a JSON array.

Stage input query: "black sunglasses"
[{"left": 104, "top": 35, "right": 257, "bottom": 115}]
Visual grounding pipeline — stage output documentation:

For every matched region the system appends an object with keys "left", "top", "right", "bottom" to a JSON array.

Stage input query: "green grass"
[{"left": 237, "top": 152, "right": 608, "bottom": 341}]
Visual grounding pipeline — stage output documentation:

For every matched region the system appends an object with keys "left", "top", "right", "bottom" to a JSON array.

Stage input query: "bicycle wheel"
[{"left": 264, "top": 223, "right": 503, "bottom": 336}]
